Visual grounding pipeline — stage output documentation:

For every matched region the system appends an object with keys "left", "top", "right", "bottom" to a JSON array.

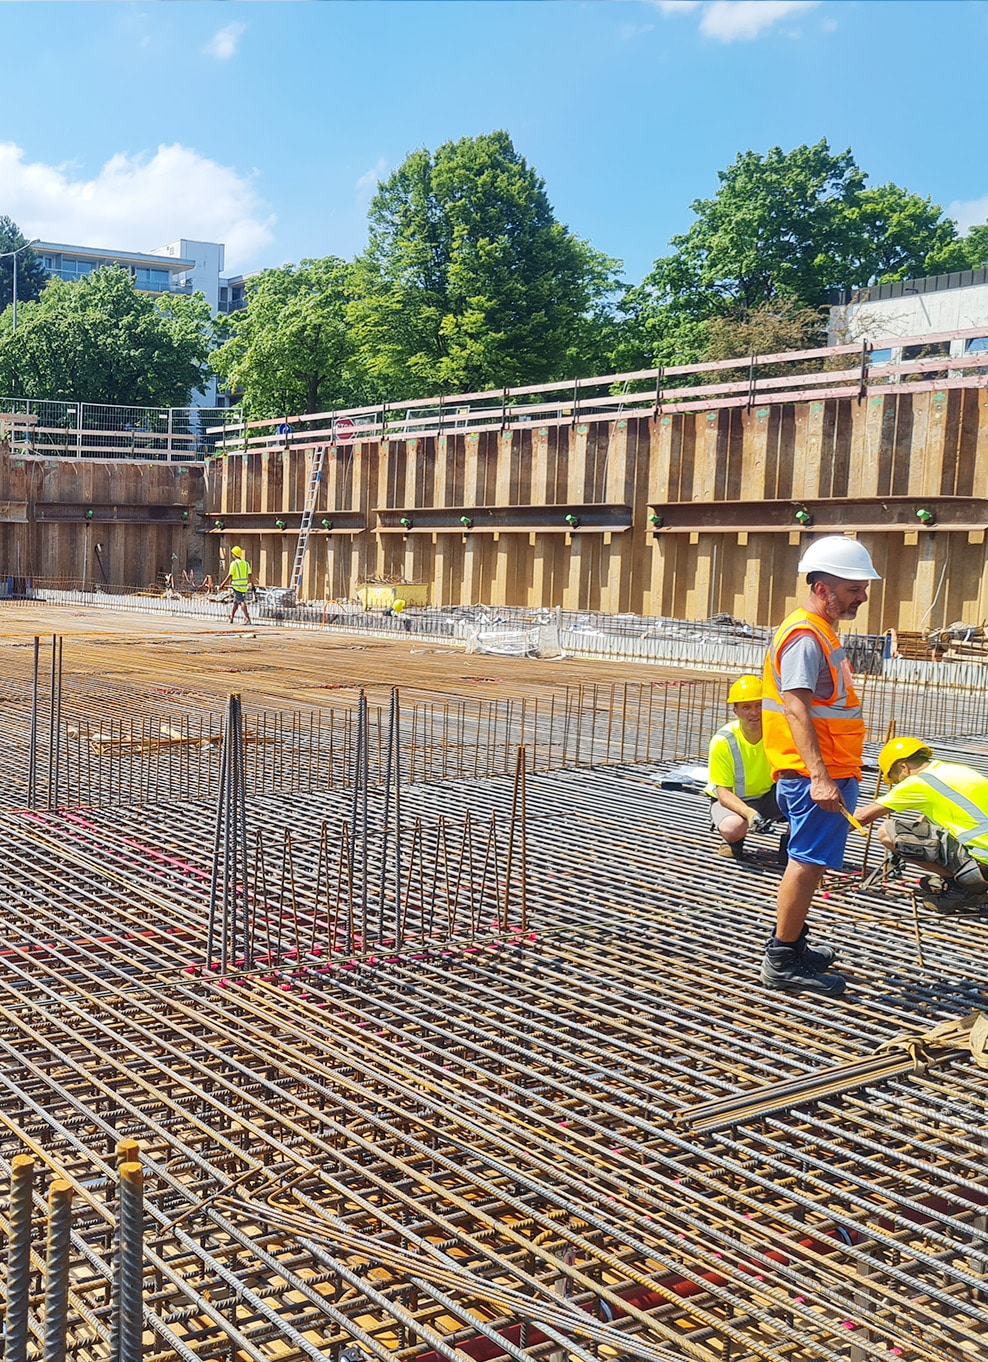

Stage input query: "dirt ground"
[{"left": 0, "top": 602, "right": 709, "bottom": 710}]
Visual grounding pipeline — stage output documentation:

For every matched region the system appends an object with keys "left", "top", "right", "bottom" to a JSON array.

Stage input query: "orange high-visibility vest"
[{"left": 762, "top": 607, "right": 865, "bottom": 781}]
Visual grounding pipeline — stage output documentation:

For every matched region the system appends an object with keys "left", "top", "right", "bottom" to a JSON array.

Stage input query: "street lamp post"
[{"left": 3, "top": 238, "right": 40, "bottom": 331}]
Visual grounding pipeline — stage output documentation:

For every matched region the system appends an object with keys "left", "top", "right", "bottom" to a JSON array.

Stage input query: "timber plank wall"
[
  {"left": 202, "top": 388, "right": 988, "bottom": 633},
  {"left": 0, "top": 452, "right": 205, "bottom": 587},
  {"left": 3, "top": 386, "right": 986, "bottom": 632}
]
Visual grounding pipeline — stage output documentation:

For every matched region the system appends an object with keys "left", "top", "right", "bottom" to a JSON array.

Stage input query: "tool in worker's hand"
[{"left": 839, "top": 801, "right": 866, "bottom": 834}]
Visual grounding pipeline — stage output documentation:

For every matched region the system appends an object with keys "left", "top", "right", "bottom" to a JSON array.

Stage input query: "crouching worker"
[
  {"left": 706, "top": 675, "right": 787, "bottom": 863},
  {"left": 856, "top": 738, "right": 988, "bottom": 912}
]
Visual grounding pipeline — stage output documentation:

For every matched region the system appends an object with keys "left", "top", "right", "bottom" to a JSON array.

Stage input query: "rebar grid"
[
  {"left": 0, "top": 757, "right": 985, "bottom": 1361},
  {"left": 2, "top": 629, "right": 988, "bottom": 811}
]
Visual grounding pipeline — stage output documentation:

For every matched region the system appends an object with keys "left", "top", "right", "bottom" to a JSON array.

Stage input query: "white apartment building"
[{"left": 36, "top": 236, "right": 248, "bottom": 407}]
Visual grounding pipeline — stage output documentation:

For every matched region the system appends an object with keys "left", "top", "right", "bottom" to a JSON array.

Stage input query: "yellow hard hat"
[
  {"left": 231, "top": 545, "right": 243, "bottom": 558},
  {"left": 878, "top": 736, "right": 932, "bottom": 780},
  {"left": 727, "top": 674, "right": 763, "bottom": 704}
]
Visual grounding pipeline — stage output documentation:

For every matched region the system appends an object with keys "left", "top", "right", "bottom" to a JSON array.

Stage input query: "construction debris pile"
[{"left": 0, "top": 628, "right": 985, "bottom": 1362}]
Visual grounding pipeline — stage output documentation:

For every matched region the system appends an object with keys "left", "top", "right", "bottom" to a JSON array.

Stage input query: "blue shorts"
[{"left": 776, "top": 776, "right": 859, "bottom": 869}]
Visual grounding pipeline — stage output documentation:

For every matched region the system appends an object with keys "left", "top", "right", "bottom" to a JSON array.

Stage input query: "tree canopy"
[
  {"left": 0, "top": 216, "right": 46, "bottom": 313},
  {"left": 621, "top": 141, "right": 974, "bottom": 364},
  {"left": 6, "top": 135, "right": 988, "bottom": 408},
  {"left": 349, "top": 131, "right": 620, "bottom": 398},
  {"left": 210, "top": 257, "right": 361, "bottom": 417},
  {"left": 0, "top": 267, "right": 213, "bottom": 406}
]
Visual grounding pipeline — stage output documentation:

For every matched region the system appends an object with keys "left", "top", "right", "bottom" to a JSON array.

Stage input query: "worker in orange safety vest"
[{"left": 759, "top": 535, "right": 880, "bottom": 999}]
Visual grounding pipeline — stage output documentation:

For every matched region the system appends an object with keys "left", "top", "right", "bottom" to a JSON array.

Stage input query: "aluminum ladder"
[{"left": 288, "top": 444, "right": 327, "bottom": 599}]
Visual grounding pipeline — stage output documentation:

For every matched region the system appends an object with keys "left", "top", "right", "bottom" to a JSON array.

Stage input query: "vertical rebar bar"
[
  {"left": 28, "top": 636, "right": 39, "bottom": 808},
  {"left": 116, "top": 1162, "right": 145, "bottom": 1362},
  {"left": 53, "top": 635, "right": 63, "bottom": 809},
  {"left": 5, "top": 1153, "right": 35, "bottom": 1362},
  {"left": 46, "top": 634, "right": 57, "bottom": 810},
  {"left": 43, "top": 1179, "right": 73, "bottom": 1362}
]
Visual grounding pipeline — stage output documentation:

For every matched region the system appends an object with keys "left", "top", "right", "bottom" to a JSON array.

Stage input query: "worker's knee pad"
[{"left": 942, "top": 834, "right": 988, "bottom": 894}]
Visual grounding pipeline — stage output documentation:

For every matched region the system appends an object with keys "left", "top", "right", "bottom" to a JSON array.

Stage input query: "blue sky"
[{"left": 2, "top": 0, "right": 987, "bottom": 283}]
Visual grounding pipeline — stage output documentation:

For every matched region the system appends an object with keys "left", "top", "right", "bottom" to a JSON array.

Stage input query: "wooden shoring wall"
[
  {"left": 0, "top": 453, "right": 205, "bottom": 587},
  {"left": 7, "top": 385, "right": 984, "bottom": 632},
  {"left": 201, "top": 388, "right": 988, "bottom": 632}
]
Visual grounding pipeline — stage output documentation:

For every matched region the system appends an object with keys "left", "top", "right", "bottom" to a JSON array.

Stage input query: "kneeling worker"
[
  {"left": 856, "top": 738, "right": 988, "bottom": 911},
  {"left": 706, "top": 675, "right": 786, "bottom": 862}
]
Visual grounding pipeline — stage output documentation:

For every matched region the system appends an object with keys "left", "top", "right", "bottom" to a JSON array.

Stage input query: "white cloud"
[
  {"left": 950, "top": 194, "right": 988, "bottom": 234},
  {"left": 648, "top": 0, "right": 819, "bottom": 41},
  {"left": 620, "top": 20, "right": 656, "bottom": 40},
  {"left": 202, "top": 22, "right": 247, "bottom": 61},
  {"left": 0, "top": 141, "right": 275, "bottom": 272},
  {"left": 355, "top": 157, "right": 389, "bottom": 203}
]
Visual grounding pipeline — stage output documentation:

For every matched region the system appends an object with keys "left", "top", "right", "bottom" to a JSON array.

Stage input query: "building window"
[
  {"left": 134, "top": 267, "right": 171, "bottom": 290},
  {"left": 60, "top": 258, "right": 95, "bottom": 278},
  {"left": 965, "top": 337, "right": 988, "bottom": 353}
]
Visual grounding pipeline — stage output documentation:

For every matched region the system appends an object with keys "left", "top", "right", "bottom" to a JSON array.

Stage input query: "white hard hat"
[{"left": 797, "top": 535, "right": 880, "bottom": 581}]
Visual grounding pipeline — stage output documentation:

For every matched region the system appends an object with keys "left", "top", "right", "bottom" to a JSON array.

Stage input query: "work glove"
[{"left": 748, "top": 813, "right": 773, "bottom": 835}]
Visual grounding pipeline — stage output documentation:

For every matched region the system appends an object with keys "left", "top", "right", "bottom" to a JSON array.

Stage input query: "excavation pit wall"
[{"left": 202, "top": 389, "right": 988, "bottom": 631}]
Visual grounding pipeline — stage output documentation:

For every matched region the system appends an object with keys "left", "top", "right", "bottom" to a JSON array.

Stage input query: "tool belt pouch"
[{"left": 887, "top": 811, "right": 988, "bottom": 893}]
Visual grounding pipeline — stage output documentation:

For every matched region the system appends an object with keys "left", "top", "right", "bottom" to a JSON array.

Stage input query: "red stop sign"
[{"left": 335, "top": 417, "right": 355, "bottom": 444}]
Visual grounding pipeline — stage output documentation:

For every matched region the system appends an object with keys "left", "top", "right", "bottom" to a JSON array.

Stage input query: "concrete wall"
[
  {"left": 202, "top": 388, "right": 988, "bottom": 633},
  {"left": 831, "top": 281, "right": 988, "bottom": 345}
]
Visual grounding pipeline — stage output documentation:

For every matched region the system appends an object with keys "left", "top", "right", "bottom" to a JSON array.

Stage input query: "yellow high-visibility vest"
[
  {"left": 881, "top": 759, "right": 988, "bottom": 861},
  {"left": 705, "top": 720, "right": 772, "bottom": 799},
  {"left": 230, "top": 558, "right": 251, "bottom": 588}
]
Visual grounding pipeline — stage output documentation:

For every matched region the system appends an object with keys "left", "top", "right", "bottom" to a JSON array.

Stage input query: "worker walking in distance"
[
  {"left": 760, "top": 535, "right": 880, "bottom": 996},
  {"left": 855, "top": 738, "right": 988, "bottom": 913},
  {"left": 219, "top": 545, "right": 256, "bottom": 625},
  {"left": 706, "top": 675, "right": 788, "bottom": 863}
]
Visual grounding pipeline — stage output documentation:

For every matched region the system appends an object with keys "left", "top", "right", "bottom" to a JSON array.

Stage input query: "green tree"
[
  {"left": 0, "top": 216, "right": 46, "bottom": 312},
  {"left": 949, "top": 222, "right": 988, "bottom": 270},
  {"left": 0, "top": 267, "right": 213, "bottom": 405},
  {"left": 350, "top": 131, "right": 620, "bottom": 398},
  {"left": 210, "top": 257, "right": 360, "bottom": 417},
  {"left": 849, "top": 183, "right": 961, "bottom": 282},
  {"left": 626, "top": 141, "right": 965, "bottom": 365},
  {"left": 703, "top": 298, "right": 825, "bottom": 362}
]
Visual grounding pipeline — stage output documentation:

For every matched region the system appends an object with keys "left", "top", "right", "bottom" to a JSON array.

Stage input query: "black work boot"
[
  {"left": 760, "top": 939, "right": 846, "bottom": 996},
  {"left": 920, "top": 876, "right": 988, "bottom": 915},
  {"left": 777, "top": 829, "right": 790, "bottom": 865},
  {"left": 797, "top": 922, "right": 837, "bottom": 970}
]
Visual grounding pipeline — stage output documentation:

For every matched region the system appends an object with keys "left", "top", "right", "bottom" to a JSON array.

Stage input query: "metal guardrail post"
[
  {"left": 44, "top": 1179, "right": 73, "bottom": 1362},
  {"left": 5, "top": 1153, "right": 35, "bottom": 1362},
  {"left": 116, "top": 1162, "right": 145, "bottom": 1362}
]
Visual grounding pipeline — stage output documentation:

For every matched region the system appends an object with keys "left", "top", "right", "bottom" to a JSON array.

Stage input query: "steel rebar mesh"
[{"left": 0, "top": 751, "right": 985, "bottom": 1361}]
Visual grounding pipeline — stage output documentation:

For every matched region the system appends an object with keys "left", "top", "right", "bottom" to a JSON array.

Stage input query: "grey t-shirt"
[{"left": 779, "top": 633, "right": 834, "bottom": 700}]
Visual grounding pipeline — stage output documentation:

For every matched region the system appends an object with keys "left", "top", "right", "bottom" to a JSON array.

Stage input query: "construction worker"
[
  {"left": 218, "top": 545, "right": 255, "bottom": 625},
  {"left": 706, "top": 675, "right": 787, "bottom": 862},
  {"left": 855, "top": 739, "right": 988, "bottom": 912},
  {"left": 760, "top": 535, "right": 880, "bottom": 996}
]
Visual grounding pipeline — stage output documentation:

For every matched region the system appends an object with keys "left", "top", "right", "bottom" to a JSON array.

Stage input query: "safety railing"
[
  {"left": 203, "top": 324, "right": 988, "bottom": 452},
  {"left": 0, "top": 400, "right": 233, "bottom": 462}
]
